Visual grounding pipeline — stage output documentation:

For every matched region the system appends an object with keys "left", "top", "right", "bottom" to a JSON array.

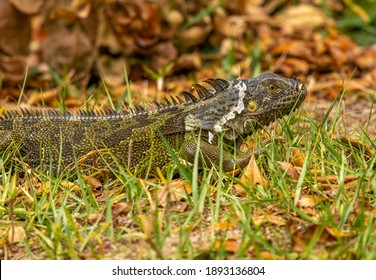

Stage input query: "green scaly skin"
[{"left": 0, "top": 73, "right": 307, "bottom": 176}]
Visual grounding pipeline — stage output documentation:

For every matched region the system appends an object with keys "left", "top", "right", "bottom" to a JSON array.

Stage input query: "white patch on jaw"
[
  {"left": 208, "top": 131, "right": 214, "bottom": 144},
  {"left": 213, "top": 81, "right": 247, "bottom": 132}
]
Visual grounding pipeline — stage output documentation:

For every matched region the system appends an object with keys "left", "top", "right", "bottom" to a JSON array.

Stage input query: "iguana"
[{"left": 0, "top": 72, "right": 307, "bottom": 176}]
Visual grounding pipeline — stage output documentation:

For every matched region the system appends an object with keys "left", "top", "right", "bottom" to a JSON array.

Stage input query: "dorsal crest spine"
[{"left": 0, "top": 78, "right": 231, "bottom": 120}]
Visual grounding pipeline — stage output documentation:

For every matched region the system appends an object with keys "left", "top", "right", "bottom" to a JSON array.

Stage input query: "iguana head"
[{"left": 184, "top": 72, "right": 307, "bottom": 141}]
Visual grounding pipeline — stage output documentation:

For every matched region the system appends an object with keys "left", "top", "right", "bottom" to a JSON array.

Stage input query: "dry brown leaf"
[
  {"left": 315, "top": 175, "right": 359, "bottom": 184},
  {"left": 327, "top": 43, "right": 348, "bottom": 67},
  {"left": 271, "top": 40, "right": 312, "bottom": 58},
  {"left": 172, "top": 222, "right": 196, "bottom": 235},
  {"left": 214, "top": 15, "right": 246, "bottom": 38},
  {"left": 176, "top": 202, "right": 188, "bottom": 213},
  {"left": 259, "top": 251, "right": 275, "bottom": 260},
  {"left": 0, "top": 55, "right": 28, "bottom": 83},
  {"left": 355, "top": 45, "right": 376, "bottom": 69},
  {"left": 233, "top": 183, "right": 248, "bottom": 196},
  {"left": 38, "top": 181, "right": 51, "bottom": 194},
  {"left": 10, "top": 0, "right": 43, "bottom": 14},
  {"left": 60, "top": 180, "right": 80, "bottom": 193},
  {"left": 297, "top": 194, "right": 322, "bottom": 208},
  {"left": 112, "top": 202, "right": 131, "bottom": 216},
  {"left": 174, "top": 52, "right": 202, "bottom": 73},
  {"left": 339, "top": 137, "right": 374, "bottom": 157},
  {"left": 320, "top": 178, "right": 359, "bottom": 191},
  {"left": 325, "top": 35, "right": 359, "bottom": 67},
  {"left": 83, "top": 175, "right": 103, "bottom": 190},
  {"left": 214, "top": 221, "right": 237, "bottom": 231},
  {"left": 277, "top": 162, "right": 299, "bottom": 181},
  {"left": 163, "top": 9, "right": 184, "bottom": 26},
  {"left": 239, "top": 154, "right": 269, "bottom": 188},
  {"left": 155, "top": 180, "right": 192, "bottom": 206},
  {"left": 180, "top": 25, "right": 212, "bottom": 48},
  {"left": 272, "top": 4, "right": 329, "bottom": 33},
  {"left": 41, "top": 17, "right": 97, "bottom": 80},
  {"left": 7, "top": 225, "right": 26, "bottom": 244},
  {"left": 252, "top": 214, "right": 287, "bottom": 227},
  {"left": 105, "top": 0, "right": 161, "bottom": 50},
  {"left": 290, "top": 147, "right": 305, "bottom": 167},
  {"left": 64, "top": 98, "right": 85, "bottom": 108},
  {"left": 244, "top": 155, "right": 269, "bottom": 185},
  {"left": 27, "top": 88, "right": 59, "bottom": 106},
  {"left": 96, "top": 55, "right": 129, "bottom": 87},
  {"left": 325, "top": 227, "right": 352, "bottom": 238},
  {"left": 234, "top": 153, "right": 269, "bottom": 196},
  {"left": 0, "top": 1, "right": 31, "bottom": 56},
  {"left": 214, "top": 238, "right": 239, "bottom": 253},
  {"left": 279, "top": 57, "right": 310, "bottom": 76},
  {"left": 88, "top": 211, "right": 103, "bottom": 224},
  {"left": 239, "top": 140, "right": 257, "bottom": 152},
  {"left": 343, "top": 180, "right": 359, "bottom": 189}
]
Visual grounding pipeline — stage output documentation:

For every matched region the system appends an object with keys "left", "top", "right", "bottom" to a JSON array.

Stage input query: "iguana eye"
[{"left": 268, "top": 84, "right": 279, "bottom": 92}]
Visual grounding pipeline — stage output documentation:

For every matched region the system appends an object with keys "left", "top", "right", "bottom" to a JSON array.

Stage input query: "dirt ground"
[{"left": 306, "top": 94, "right": 375, "bottom": 137}]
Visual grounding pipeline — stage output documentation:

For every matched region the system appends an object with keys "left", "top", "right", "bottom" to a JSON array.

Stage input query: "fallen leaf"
[
  {"left": 290, "top": 147, "right": 305, "bottom": 167},
  {"left": 239, "top": 154, "right": 269, "bottom": 189},
  {"left": 96, "top": 54, "right": 129, "bottom": 87},
  {"left": 214, "top": 238, "right": 239, "bottom": 253},
  {"left": 38, "top": 181, "right": 53, "bottom": 194},
  {"left": 0, "top": 55, "right": 28, "bottom": 83},
  {"left": 271, "top": 40, "right": 312, "bottom": 58},
  {"left": 214, "top": 220, "right": 237, "bottom": 231},
  {"left": 0, "top": 1, "right": 31, "bottom": 56},
  {"left": 233, "top": 183, "right": 248, "bottom": 196},
  {"left": 7, "top": 225, "right": 26, "bottom": 244},
  {"left": 112, "top": 202, "right": 131, "bottom": 216},
  {"left": 180, "top": 25, "right": 212, "bottom": 48},
  {"left": 60, "top": 180, "right": 80, "bottom": 192},
  {"left": 297, "top": 194, "right": 322, "bottom": 208},
  {"left": 325, "top": 227, "right": 352, "bottom": 238},
  {"left": 252, "top": 214, "right": 287, "bottom": 227},
  {"left": 176, "top": 202, "right": 188, "bottom": 213},
  {"left": 278, "top": 162, "right": 299, "bottom": 181},
  {"left": 173, "top": 52, "right": 202, "bottom": 73},
  {"left": 83, "top": 175, "right": 103, "bottom": 190},
  {"left": 41, "top": 18, "right": 97, "bottom": 80},
  {"left": 315, "top": 175, "right": 359, "bottom": 184},
  {"left": 272, "top": 4, "right": 329, "bottom": 33},
  {"left": 279, "top": 57, "right": 310, "bottom": 76},
  {"left": 214, "top": 15, "right": 246, "bottom": 38},
  {"left": 343, "top": 180, "right": 359, "bottom": 189},
  {"left": 27, "top": 88, "right": 59, "bottom": 106},
  {"left": 88, "top": 209, "right": 105, "bottom": 224},
  {"left": 259, "top": 251, "right": 275, "bottom": 260},
  {"left": 339, "top": 137, "right": 374, "bottom": 158},
  {"left": 155, "top": 180, "right": 192, "bottom": 206},
  {"left": 9, "top": 0, "right": 43, "bottom": 14}
]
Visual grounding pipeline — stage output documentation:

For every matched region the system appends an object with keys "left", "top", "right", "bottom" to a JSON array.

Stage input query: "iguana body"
[{"left": 0, "top": 73, "right": 307, "bottom": 176}]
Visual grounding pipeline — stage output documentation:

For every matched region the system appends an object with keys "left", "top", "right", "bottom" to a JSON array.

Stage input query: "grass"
[{"left": 0, "top": 85, "right": 375, "bottom": 260}]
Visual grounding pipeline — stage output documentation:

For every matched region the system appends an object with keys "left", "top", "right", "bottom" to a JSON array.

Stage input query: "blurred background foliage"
[{"left": 0, "top": 0, "right": 375, "bottom": 106}]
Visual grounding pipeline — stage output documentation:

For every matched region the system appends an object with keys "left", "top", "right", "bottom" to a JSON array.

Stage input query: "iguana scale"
[{"left": 0, "top": 72, "right": 307, "bottom": 176}]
